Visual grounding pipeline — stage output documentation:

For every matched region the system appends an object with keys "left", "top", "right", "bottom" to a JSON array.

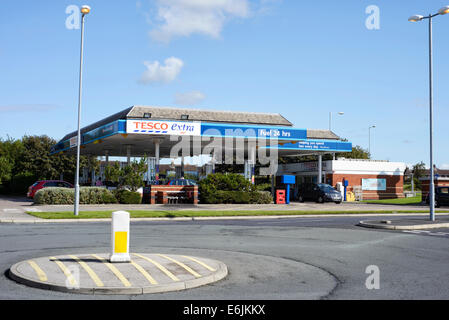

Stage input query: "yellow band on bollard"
[{"left": 114, "top": 231, "right": 128, "bottom": 254}]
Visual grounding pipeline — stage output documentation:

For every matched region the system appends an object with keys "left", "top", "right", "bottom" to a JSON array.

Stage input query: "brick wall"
[
  {"left": 329, "top": 174, "right": 404, "bottom": 200},
  {"left": 420, "top": 179, "right": 449, "bottom": 201}
]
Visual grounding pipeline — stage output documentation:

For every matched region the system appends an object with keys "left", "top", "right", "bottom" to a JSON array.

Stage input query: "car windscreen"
[{"left": 318, "top": 184, "right": 336, "bottom": 192}]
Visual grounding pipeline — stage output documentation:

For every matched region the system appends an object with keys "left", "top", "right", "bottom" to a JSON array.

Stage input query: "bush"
[
  {"left": 34, "top": 187, "right": 118, "bottom": 205},
  {"left": 9, "top": 172, "right": 37, "bottom": 195},
  {"left": 200, "top": 190, "right": 273, "bottom": 204},
  {"left": 250, "top": 191, "right": 273, "bottom": 204},
  {"left": 113, "top": 189, "right": 142, "bottom": 204},
  {"left": 198, "top": 173, "right": 272, "bottom": 204}
]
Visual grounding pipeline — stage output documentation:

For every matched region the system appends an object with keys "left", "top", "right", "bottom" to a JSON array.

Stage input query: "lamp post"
[
  {"left": 329, "top": 111, "right": 344, "bottom": 131},
  {"left": 368, "top": 125, "right": 375, "bottom": 157},
  {"left": 409, "top": 5, "right": 449, "bottom": 222},
  {"left": 74, "top": 5, "right": 91, "bottom": 216}
]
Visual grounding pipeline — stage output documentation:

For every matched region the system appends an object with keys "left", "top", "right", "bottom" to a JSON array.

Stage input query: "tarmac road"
[{"left": 1, "top": 214, "right": 449, "bottom": 300}]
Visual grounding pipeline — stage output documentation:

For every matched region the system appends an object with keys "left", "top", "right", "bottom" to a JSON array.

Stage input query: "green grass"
[
  {"left": 25, "top": 208, "right": 449, "bottom": 220},
  {"left": 361, "top": 194, "right": 422, "bottom": 205}
]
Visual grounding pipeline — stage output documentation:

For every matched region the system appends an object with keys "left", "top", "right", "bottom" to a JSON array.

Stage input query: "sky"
[{"left": 1, "top": 0, "right": 449, "bottom": 168}]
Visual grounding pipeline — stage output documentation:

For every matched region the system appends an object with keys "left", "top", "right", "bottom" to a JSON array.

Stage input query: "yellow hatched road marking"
[
  {"left": 130, "top": 260, "right": 158, "bottom": 285},
  {"left": 69, "top": 255, "right": 104, "bottom": 287},
  {"left": 50, "top": 256, "right": 77, "bottom": 287},
  {"left": 91, "top": 254, "right": 131, "bottom": 287},
  {"left": 133, "top": 253, "right": 179, "bottom": 282},
  {"left": 181, "top": 255, "right": 216, "bottom": 272},
  {"left": 157, "top": 254, "right": 201, "bottom": 278},
  {"left": 27, "top": 260, "right": 47, "bottom": 282}
]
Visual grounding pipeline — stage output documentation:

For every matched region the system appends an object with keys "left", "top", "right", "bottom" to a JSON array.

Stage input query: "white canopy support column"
[
  {"left": 317, "top": 154, "right": 323, "bottom": 184},
  {"left": 154, "top": 139, "right": 160, "bottom": 183},
  {"left": 126, "top": 145, "right": 131, "bottom": 165}
]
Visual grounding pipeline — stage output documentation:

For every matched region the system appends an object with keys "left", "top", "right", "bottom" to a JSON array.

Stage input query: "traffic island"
[
  {"left": 9, "top": 253, "right": 227, "bottom": 295},
  {"left": 358, "top": 216, "right": 449, "bottom": 230}
]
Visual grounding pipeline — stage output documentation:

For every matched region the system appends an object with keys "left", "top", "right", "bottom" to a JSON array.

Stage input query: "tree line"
[{"left": 0, "top": 135, "right": 98, "bottom": 194}]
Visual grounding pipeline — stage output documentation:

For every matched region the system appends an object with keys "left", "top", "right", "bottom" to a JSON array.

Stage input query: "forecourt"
[{"left": 50, "top": 105, "right": 352, "bottom": 182}]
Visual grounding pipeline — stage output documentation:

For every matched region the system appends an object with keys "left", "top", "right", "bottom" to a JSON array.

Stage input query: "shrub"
[
  {"left": 113, "top": 189, "right": 142, "bottom": 204},
  {"left": 200, "top": 190, "right": 273, "bottom": 204},
  {"left": 250, "top": 191, "right": 273, "bottom": 204},
  {"left": 34, "top": 187, "right": 118, "bottom": 205},
  {"left": 9, "top": 172, "right": 37, "bottom": 195},
  {"left": 198, "top": 173, "right": 273, "bottom": 204}
]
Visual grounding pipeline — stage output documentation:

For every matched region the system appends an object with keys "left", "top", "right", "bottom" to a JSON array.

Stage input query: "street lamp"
[
  {"left": 329, "top": 111, "right": 344, "bottom": 131},
  {"left": 74, "top": 5, "right": 91, "bottom": 216},
  {"left": 408, "top": 5, "right": 448, "bottom": 222},
  {"left": 368, "top": 125, "right": 375, "bottom": 157}
]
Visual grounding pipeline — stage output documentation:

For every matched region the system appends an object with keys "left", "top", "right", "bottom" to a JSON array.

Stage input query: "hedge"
[
  {"left": 200, "top": 190, "right": 273, "bottom": 204},
  {"left": 113, "top": 189, "right": 142, "bottom": 204},
  {"left": 34, "top": 187, "right": 118, "bottom": 205},
  {"left": 198, "top": 173, "right": 273, "bottom": 204}
]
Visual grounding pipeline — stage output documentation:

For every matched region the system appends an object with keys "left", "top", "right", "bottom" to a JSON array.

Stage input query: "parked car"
[
  {"left": 27, "top": 180, "right": 74, "bottom": 198},
  {"left": 166, "top": 179, "right": 197, "bottom": 186},
  {"left": 297, "top": 183, "right": 342, "bottom": 204},
  {"left": 425, "top": 186, "right": 449, "bottom": 207}
]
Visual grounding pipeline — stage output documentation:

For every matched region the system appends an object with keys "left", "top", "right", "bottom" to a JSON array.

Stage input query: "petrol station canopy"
[{"left": 50, "top": 106, "right": 352, "bottom": 159}]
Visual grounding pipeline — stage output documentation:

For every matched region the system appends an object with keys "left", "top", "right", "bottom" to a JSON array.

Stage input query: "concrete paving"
[
  {"left": 9, "top": 253, "right": 227, "bottom": 295},
  {"left": 28, "top": 201, "right": 436, "bottom": 213},
  {"left": 358, "top": 216, "right": 449, "bottom": 230}
]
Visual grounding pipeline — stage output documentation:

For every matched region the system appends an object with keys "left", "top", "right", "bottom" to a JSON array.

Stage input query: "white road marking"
[
  {"left": 26, "top": 208, "right": 42, "bottom": 212},
  {"left": 2, "top": 208, "right": 22, "bottom": 213},
  {"left": 403, "top": 230, "right": 449, "bottom": 237}
]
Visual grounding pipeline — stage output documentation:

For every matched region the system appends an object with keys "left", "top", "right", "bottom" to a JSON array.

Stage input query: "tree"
[
  {"left": 104, "top": 162, "right": 121, "bottom": 184},
  {"left": 0, "top": 156, "right": 13, "bottom": 184},
  {"left": 336, "top": 145, "right": 370, "bottom": 159},
  {"left": 119, "top": 158, "right": 148, "bottom": 191}
]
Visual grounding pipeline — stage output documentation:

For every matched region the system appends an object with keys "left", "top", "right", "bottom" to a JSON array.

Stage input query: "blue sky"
[{"left": 1, "top": 0, "right": 449, "bottom": 168}]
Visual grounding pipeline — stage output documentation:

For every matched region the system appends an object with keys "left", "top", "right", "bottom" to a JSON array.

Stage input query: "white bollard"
[{"left": 110, "top": 211, "right": 131, "bottom": 263}]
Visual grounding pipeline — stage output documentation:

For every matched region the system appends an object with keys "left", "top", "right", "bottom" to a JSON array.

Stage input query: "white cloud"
[
  {"left": 441, "top": 164, "right": 449, "bottom": 170},
  {"left": 174, "top": 90, "right": 206, "bottom": 105},
  {"left": 149, "top": 0, "right": 250, "bottom": 42},
  {"left": 139, "top": 57, "right": 184, "bottom": 84}
]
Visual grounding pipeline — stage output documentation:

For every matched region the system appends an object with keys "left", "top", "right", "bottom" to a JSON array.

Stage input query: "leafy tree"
[
  {"left": 0, "top": 156, "right": 13, "bottom": 184},
  {"left": 104, "top": 162, "right": 122, "bottom": 184},
  {"left": 119, "top": 158, "right": 147, "bottom": 191},
  {"left": 336, "top": 145, "right": 370, "bottom": 159}
]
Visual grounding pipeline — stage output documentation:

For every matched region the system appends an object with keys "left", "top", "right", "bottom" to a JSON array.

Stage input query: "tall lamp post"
[
  {"left": 74, "top": 5, "right": 91, "bottom": 216},
  {"left": 368, "top": 125, "right": 375, "bottom": 157},
  {"left": 329, "top": 111, "right": 344, "bottom": 131},
  {"left": 408, "top": 5, "right": 449, "bottom": 222}
]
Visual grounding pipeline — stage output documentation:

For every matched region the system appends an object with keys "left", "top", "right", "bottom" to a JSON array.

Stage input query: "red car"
[{"left": 27, "top": 180, "right": 74, "bottom": 198}]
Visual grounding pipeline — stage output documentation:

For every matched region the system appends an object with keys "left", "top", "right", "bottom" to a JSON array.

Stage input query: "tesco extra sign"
[{"left": 126, "top": 120, "right": 201, "bottom": 136}]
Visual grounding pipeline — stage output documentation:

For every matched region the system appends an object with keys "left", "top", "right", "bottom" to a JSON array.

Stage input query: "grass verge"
[
  {"left": 361, "top": 195, "right": 422, "bottom": 205},
  {"left": 26, "top": 209, "right": 449, "bottom": 220}
]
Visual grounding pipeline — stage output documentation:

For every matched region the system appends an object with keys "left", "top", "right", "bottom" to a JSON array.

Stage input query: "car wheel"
[
  {"left": 317, "top": 196, "right": 324, "bottom": 203},
  {"left": 435, "top": 200, "right": 440, "bottom": 208},
  {"left": 335, "top": 201, "right": 341, "bottom": 204},
  {"left": 299, "top": 195, "right": 304, "bottom": 203}
]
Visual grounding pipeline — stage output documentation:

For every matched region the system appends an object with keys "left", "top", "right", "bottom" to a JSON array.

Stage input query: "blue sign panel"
[
  {"left": 200, "top": 123, "right": 307, "bottom": 140},
  {"left": 362, "top": 179, "right": 386, "bottom": 191},
  {"left": 268, "top": 140, "right": 352, "bottom": 152}
]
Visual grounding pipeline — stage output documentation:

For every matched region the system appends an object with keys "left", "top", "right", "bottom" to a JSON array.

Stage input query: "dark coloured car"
[
  {"left": 426, "top": 186, "right": 449, "bottom": 207},
  {"left": 297, "top": 183, "right": 342, "bottom": 204},
  {"left": 27, "top": 180, "right": 74, "bottom": 198}
]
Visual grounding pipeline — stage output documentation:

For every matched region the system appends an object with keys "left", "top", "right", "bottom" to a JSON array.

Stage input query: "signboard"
[
  {"left": 69, "top": 136, "right": 78, "bottom": 148},
  {"left": 127, "top": 120, "right": 201, "bottom": 136},
  {"left": 201, "top": 123, "right": 307, "bottom": 140},
  {"left": 362, "top": 179, "right": 386, "bottom": 191}
]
